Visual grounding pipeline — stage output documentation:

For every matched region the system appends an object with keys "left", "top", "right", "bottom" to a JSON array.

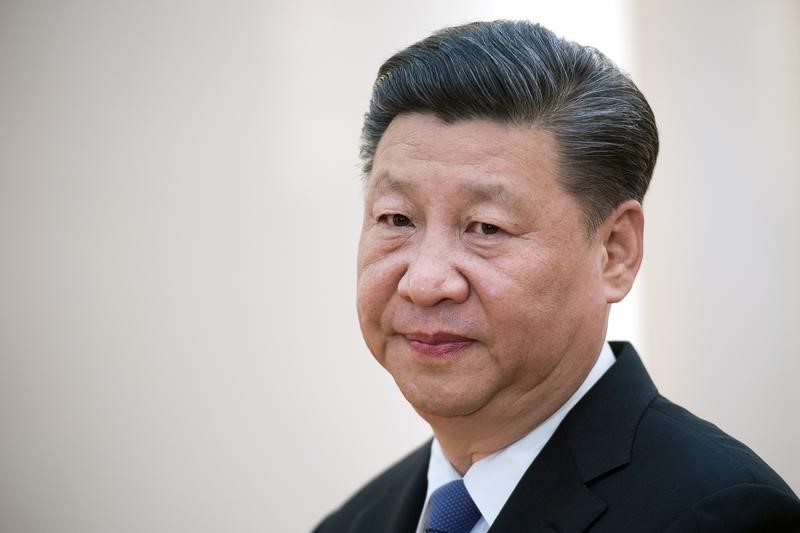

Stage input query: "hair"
[{"left": 360, "top": 20, "right": 659, "bottom": 234}]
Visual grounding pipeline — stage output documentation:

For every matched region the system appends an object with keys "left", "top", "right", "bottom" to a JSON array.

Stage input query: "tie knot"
[{"left": 425, "top": 479, "right": 482, "bottom": 533}]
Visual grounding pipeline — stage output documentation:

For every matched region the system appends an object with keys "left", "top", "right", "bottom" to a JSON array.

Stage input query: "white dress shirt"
[{"left": 415, "top": 342, "right": 616, "bottom": 533}]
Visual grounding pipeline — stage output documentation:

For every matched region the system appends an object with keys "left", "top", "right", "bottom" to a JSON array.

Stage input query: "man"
[{"left": 315, "top": 20, "right": 800, "bottom": 532}]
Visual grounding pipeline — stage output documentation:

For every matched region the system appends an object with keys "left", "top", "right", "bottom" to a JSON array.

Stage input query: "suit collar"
[
  {"left": 490, "top": 427, "right": 607, "bottom": 532},
  {"left": 351, "top": 442, "right": 430, "bottom": 533},
  {"left": 490, "top": 342, "right": 658, "bottom": 531},
  {"left": 564, "top": 341, "right": 658, "bottom": 483}
]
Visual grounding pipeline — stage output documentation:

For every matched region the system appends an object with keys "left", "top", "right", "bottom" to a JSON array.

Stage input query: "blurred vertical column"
[{"left": 633, "top": 0, "right": 800, "bottom": 491}]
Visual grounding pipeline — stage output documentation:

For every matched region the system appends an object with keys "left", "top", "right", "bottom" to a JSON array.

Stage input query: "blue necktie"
[{"left": 425, "top": 479, "right": 482, "bottom": 533}]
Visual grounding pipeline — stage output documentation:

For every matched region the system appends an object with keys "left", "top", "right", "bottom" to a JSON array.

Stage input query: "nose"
[{"left": 397, "top": 232, "right": 469, "bottom": 307}]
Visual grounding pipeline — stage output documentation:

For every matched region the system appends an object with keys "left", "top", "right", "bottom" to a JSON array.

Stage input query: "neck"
[{"left": 422, "top": 345, "right": 601, "bottom": 475}]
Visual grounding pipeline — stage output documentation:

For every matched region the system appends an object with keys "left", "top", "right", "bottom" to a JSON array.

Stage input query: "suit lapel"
[
  {"left": 382, "top": 461, "right": 428, "bottom": 533},
  {"left": 490, "top": 342, "right": 658, "bottom": 532},
  {"left": 564, "top": 342, "right": 657, "bottom": 482},
  {"left": 350, "top": 442, "right": 430, "bottom": 533},
  {"left": 490, "top": 427, "right": 606, "bottom": 532}
]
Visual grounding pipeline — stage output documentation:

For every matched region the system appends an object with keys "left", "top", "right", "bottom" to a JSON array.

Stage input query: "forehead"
[{"left": 368, "top": 113, "right": 561, "bottom": 199}]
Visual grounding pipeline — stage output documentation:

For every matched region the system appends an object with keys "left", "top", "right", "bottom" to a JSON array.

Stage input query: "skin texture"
[{"left": 356, "top": 113, "right": 643, "bottom": 474}]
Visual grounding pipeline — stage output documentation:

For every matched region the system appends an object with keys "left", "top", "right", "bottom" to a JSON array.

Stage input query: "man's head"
[
  {"left": 355, "top": 21, "right": 656, "bottom": 452},
  {"left": 360, "top": 20, "right": 658, "bottom": 235}
]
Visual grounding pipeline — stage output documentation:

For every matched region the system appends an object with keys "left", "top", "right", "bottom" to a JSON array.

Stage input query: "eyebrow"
[
  {"left": 370, "top": 173, "right": 521, "bottom": 209},
  {"left": 464, "top": 182, "right": 512, "bottom": 205},
  {"left": 371, "top": 174, "right": 413, "bottom": 194}
]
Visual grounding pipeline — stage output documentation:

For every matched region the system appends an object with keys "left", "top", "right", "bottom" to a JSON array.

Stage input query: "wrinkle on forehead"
[
  {"left": 367, "top": 114, "right": 562, "bottom": 210},
  {"left": 371, "top": 114, "right": 559, "bottom": 180},
  {"left": 377, "top": 116, "right": 544, "bottom": 163},
  {"left": 370, "top": 172, "right": 516, "bottom": 208}
]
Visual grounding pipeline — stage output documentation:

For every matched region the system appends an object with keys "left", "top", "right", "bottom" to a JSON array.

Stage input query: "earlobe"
[{"left": 601, "top": 200, "right": 644, "bottom": 303}]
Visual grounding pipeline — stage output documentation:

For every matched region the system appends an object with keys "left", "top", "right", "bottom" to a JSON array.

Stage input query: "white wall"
[
  {"left": 1, "top": 2, "right": 797, "bottom": 532},
  {"left": 634, "top": 0, "right": 800, "bottom": 493}
]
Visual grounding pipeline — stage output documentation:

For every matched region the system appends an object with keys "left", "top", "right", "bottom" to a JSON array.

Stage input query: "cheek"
[
  {"left": 355, "top": 268, "right": 388, "bottom": 364},
  {"left": 481, "top": 248, "right": 596, "bottom": 332},
  {"left": 355, "top": 269, "right": 382, "bottom": 328},
  {"left": 356, "top": 250, "right": 404, "bottom": 327},
  {"left": 519, "top": 251, "right": 605, "bottom": 340}
]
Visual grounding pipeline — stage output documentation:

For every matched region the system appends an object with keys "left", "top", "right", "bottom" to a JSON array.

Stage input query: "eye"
[
  {"left": 378, "top": 213, "right": 414, "bottom": 228},
  {"left": 391, "top": 214, "right": 412, "bottom": 227},
  {"left": 479, "top": 223, "right": 499, "bottom": 235},
  {"left": 467, "top": 221, "right": 502, "bottom": 236}
]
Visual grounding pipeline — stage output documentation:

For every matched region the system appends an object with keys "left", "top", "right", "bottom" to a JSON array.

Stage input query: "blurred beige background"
[{"left": 1, "top": 1, "right": 798, "bottom": 532}]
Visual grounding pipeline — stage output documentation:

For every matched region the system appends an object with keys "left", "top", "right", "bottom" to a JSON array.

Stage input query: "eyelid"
[
  {"left": 371, "top": 196, "right": 413, "bottom": 221},
  {"left": 377, "top": 212, "right": 415, "bottom": 228},
  {"left": 466, "top": 220, "right": 505, "bottom": 235}
]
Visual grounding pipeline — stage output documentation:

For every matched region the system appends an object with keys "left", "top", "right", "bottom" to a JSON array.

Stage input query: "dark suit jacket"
[{"left": 314, "top": 342, "right": 800, "bottom": 532}]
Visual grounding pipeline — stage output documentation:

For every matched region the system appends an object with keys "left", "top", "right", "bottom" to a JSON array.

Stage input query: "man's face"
[{"left": 356, "top": 113, "right": 610, "bottom": 421}]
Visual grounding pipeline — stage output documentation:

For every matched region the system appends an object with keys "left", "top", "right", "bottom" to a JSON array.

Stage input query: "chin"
[{"left": 398, "top": 382, "right": 490, "bottom": 419}]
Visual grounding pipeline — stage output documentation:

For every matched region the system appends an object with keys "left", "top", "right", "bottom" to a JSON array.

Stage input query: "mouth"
[{"left": 403, "top": 331, "right": 475, "bottom": 357}]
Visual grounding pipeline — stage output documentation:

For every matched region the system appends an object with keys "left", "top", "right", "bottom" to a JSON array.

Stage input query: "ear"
[{"left": 598, "top": 199, "right": 644, "bottom": 304}]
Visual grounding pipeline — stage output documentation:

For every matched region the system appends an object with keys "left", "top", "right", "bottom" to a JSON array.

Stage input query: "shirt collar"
[{"left": 418, "top": 342, "right": 616, "bottom": 529}]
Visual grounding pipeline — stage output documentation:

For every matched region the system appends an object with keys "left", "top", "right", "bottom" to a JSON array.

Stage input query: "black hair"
[{"left": 360, "top": 20, "right": 659, "bottom": 234}]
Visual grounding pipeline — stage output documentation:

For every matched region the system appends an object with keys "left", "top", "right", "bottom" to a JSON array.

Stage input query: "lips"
[{"left": 404, "top": 331, "right": 474, "bottom": 357}]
